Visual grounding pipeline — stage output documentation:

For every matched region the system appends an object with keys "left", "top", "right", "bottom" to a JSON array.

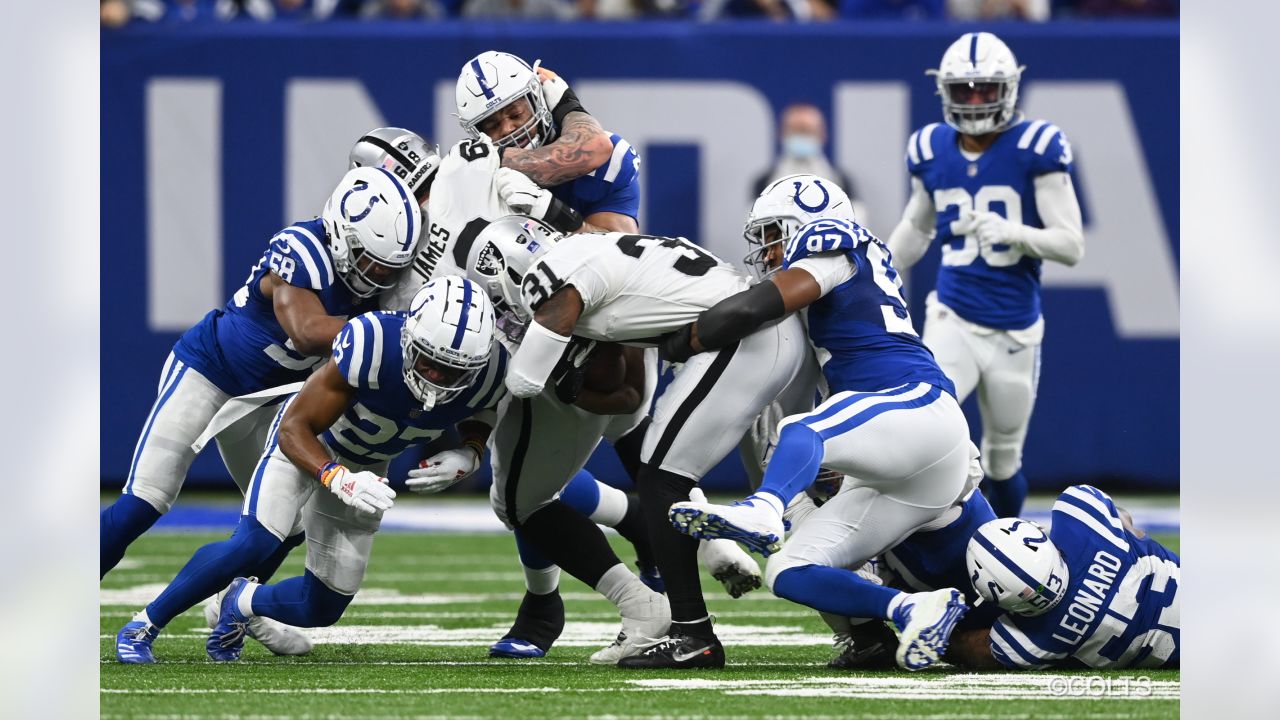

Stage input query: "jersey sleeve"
[
  {"left": 1050, "top": 484, "right": 1131, "bottom": 554},
  {"left": 788, "top": 254, "right": 857, "bottom": 297},
  {"left": 523, "top": 241, "right": 611, "bottom": 315},
  {"left": 268, "top": 224, "right": 337, "bottom": 291},
  {"left": 332, "top": 312, "right": 393, "bottom": 390},
  {"left": 988, "top": 617, "right": 1070, "bottom": 670},
  {"left": 904, "top": 123, "right": 943, "bottom": 178},
  {"left": 561, "top": 135, "right": 641, "bottom": 219},
  {"left": 1015, "top": 120, "right": 1074, "bottom": 176},
  {"left": 782, "top": 218, "right": 875, "bottom": 267}
]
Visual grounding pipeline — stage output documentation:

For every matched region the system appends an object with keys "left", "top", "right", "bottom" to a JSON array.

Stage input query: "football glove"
[
  {"left": 960, "top": 209, "right": 1020, "bottom": 251},
  {"left": 534, "top": 62, "right": 587, "bottom": 126},
  {"left": 551, "top": 337, "right": 597, "bottom": 405},
  {"left": 320, "top": 464, "right": 395, "bottom": 515},
  {"left": 406, "top": 446, "right": 482, "bottom": 494},
  {"left": 494, "top": 168, "right": 553, "bottom": 219},
  {"left": 657, "top": 324, "right": 697, "bottom": 364}
]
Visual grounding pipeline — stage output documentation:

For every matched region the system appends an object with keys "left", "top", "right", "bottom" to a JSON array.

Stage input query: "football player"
[
  {"left": 950, "top": 485, "right": 1179, "bottom": 670},
  {"left": 662, "top": 176, "right": 977, "bottom": 671},
  {"left": 471, "top": 214, "right": 810, "bottom": 669},
  {"left": 887, "top": 32, "right": 1085, "bottom": 518},
  {"left": 111, "top": 169, "right": 423, "bottom": 662},
  {"left": 102, "top": 166, "right": 419, "bottom": 645},
  {"left": 117, "top": 278, "right": 506, "bottom": 663}
]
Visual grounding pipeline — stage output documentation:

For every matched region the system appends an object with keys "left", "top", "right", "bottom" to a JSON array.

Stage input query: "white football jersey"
[
  {"left": 523, "top": 232, "right": 751, "bottom": 344},
  {"left": 382, "top": 138, "right": 511, "bottom": 310}
]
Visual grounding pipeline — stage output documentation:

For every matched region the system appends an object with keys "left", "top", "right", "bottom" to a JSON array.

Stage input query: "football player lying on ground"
[
  {"left": 116, "top": 278, "right": 506, "bottom": 663},
  {"left": 475, "top": 213, "right": 810, "bottom": 669},
  {"left": 103, "top": 166, "right": 422, "bottom": 656},
  {"left": 945, "top": 485, "right": 1180, "bottom": 670},
  {"left": 662, "top": 176, "right": 978, "bottom": 671}
]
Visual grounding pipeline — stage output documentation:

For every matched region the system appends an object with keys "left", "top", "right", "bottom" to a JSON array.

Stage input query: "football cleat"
[
  {"left": 489, "top": 590, "right": 564, "bottom": 659},
  {"left": 616, "top": 631, "right": 726, "bottom": 670},
  {"left": 203, "top": 595, "right": 313, "bottom": 656},
  {"left": 698, "top": 537, "right": 763, "bottom": 598},
  {"left": 206, "top": 577, "right": 256, "bottom": 662},
  {"left": 115, "top": 618, "right": 160, "bottom": 664},
  {"left": 827, "top": 622, "right": 899, "bottom": 670},
  {"left": 892, "top": 588, "right": 970, "bottom": 671},
  {"left": 669, "top": 496, "right": 785, "bottom": 557},
  {"left": 593, "top": 588, "right": 671, "bottom": 664},
  {"left": 637, "top": 563, "right": 665, "bottom": 594}
]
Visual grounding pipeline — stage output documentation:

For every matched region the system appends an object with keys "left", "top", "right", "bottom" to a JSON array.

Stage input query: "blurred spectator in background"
[
  {"left": 578, "top": 0, "right": 694, "bottom": 19},
  {"left": 754, "top": 102, "right": 868, "bottom": 224},
  {"left": 700, "top": 0, "right": 836, "bottom": 20},
  {"left": 1062, "top": 0, "right": 1177, "bottom": 17},
  {"left": 360, "top": 0, "right": 448, "bottom": 18},
  {"left": 839, "top": 0, "right": 943, "bottom": 19},
  {"left": 462, "top": 0, "right": 579, "bottom": 19},
  {"left": 948, "top": 0, "right": 1048, "bottom": 21}
]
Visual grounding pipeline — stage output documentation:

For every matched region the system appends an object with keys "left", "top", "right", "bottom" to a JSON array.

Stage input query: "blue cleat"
[
  {"left": 206, "top": 577, "right": 256, "bottom": 662},
  {"left": 116, "top": 619, "right": 161, "bottom": 664},
  {"left": 637, "top": 563, "right": 665, "bottom": 594},
  {"left": 488, "top": 637, "right": 547, "bottom": 658},
  {"left": 892, "top": 588, "right": 970, "bottom": 671}
]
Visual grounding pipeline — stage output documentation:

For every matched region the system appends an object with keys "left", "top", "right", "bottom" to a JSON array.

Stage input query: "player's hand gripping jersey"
[
  {"left": 782, "top": 218, "right": 954, "bottom": 396},
  {"left": 175, "top": 219, "right": 371, "bottom": 396},
  {"left": 907, "top": 119, "right": 1073, "bottom": 330},
  {"left": 979, "top": 485, "right": 1179, "bottom": 670},
  {"left": 519, "top": 232, "right": 751, "bottom": 344}
]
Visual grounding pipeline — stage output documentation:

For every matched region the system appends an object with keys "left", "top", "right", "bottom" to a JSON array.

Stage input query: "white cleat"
[
  {"left": 590, "top": 590, "right": 670, "bottom": 665},
  {"left": 669, "top": 497, "right": 786, "bottom": 557},
  {"left": 204, "top": 590, "right": 314, "bottom": 657},
  {"left": 698, "top": 537, "right": 763, "bottom": 598},
  {"left": 892, "top": 588, "right": 969, "bottom": 671}
]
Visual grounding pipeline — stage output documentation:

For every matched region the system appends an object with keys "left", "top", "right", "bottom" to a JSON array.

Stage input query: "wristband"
[
  {"left": 551, "top": 88, "right": 588, "bottom": 128},
  {"left": 461, "top": 437, "right": 486, "bottom": 460},
  {"left": 543, "top": 196, "right": 584, "bottom": 234},
  {"left": 317, "top": 461, "right": 342, "bottom": 488}
]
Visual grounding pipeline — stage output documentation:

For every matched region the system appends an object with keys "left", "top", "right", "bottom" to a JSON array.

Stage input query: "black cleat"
[
  {"left": 616, "top": 632, "right": 726, "bottom": 670},
  {"left": 827, "top": 621, "right": 899, "bottom": 670},
  {"left": 489, "top": 590, "right": 565, "bottom": 658}
]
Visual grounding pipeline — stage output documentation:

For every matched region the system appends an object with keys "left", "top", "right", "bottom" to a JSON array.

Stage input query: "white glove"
[
  {"left": 691, "top": 487, "right": 763, "bottom": 598},
  {"left": 405, "top": 446, "right": 482, "bottom": 494},
  {"left": 536, "top": 64, "right": 571, "bottom": 114},
  {"left": 324, "top": 465, "right": 395, "bottom": 515},
  {"left": 494, "top": 168, "right": 552, "bottom": 219},
  {"left": 960, "top": 209, "right": 1021, "bottom": 251}
]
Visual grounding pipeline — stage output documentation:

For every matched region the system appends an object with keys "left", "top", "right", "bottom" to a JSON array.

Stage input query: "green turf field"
[{"left": 101, "top": 528, "right": 1179, "bottom": 719}]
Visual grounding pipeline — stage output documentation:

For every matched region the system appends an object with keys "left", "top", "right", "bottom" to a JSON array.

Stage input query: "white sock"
[
  {"left": 749, "top": 492, "right": 786, "bottom": 517},
  {"left": 523, "top": 563, "right": 562, "bottom": 596},
  {"left": 237, "top": 582, "right": 258, "bottom": 618},
  {"left": 595, "top": 562, "right": 646, "bottom": 608},
  {"left": 133, "top": 609, "right": 153, "bottom": 626},
  {"left": 588, "top": 481, "right": 629, "bottom": 527},
  {"left": 886, "top": 592, "right": 908, "bottom": 618}
]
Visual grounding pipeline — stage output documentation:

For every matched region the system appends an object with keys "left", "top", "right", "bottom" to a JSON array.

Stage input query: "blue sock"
[
  {"left": 984, "top": 470, "right": 1029, "bottom": 518},
  {"left": 251, "top": 569, "right": 353, "bottom": 627},
  {"left": 514, "top": 528, "right": 554, "bottom": 571},
  {"left": 100, "top": 494, "right": 163, "bottom": 578},
  {"left": 145, "top": 515, "right": 282, "bottom": 628},
  {"left": 249, "top": 532, "right": 305, "bottom": 584},
  {"left": 772, "top": 564, "right": 901, "bottom": 620},
  {"left": 756, "top": 423, "right": 825, "bottom": 509},
  {"left": 557, "top": 469, "right": 601, "bottom": 516}
]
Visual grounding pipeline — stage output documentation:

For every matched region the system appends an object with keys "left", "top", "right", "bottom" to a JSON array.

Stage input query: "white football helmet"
[
  {"left": 965, "top": 518, "right": 1069, "bottom": 617},
  {"left": 743, "top": 174, "right": 854, "bottom": 278},
  {"left": 456, "top": 51, "right": 554, "bottom": 150},
  {"left": 322, "top": 167, "right": 422, "bottom": 299},
  {"left": 463, "top": 215, "right": 562, "bottom": 332},
  {"left": 349, "top": 127, "right": 441, "bottom": 206},
  {"left": 401, "top": 277, "right": 496, "bottom": 410},
  {"left": 929, "top": 32, "right": 1025, "bottom": 136}
]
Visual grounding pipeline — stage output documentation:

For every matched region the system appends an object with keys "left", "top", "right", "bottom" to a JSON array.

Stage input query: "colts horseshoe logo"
[
  {"left": 793, "top": 179, "right": 830, "bottom": 213},
  {"left": 341, "top": 180, "right": 382, "bottom": 222}
]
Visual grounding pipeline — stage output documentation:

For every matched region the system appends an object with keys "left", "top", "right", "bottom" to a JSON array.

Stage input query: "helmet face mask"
[
  {"left": 965, "top": 518, "right": 1069, "bottom": 617},
  {"left": 931, "top": 32, "right": 1024, "bottom": 137},
  {"left": 456, "top": 52, "right": 554, "bottom": 150},
  {"left": 743, "top": 174, "right": 855, "bottom": 278},
  {"left": 322, "top": 167, "right": 421, "bottom": 300},
  {"left": 743, "top": 218, "right": 794, "bottom": 280},
  {"left": 401, "top": 278, "right": 495, "bottom": 410}
]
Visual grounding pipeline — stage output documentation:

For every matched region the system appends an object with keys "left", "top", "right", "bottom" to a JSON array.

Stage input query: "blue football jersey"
[
  {"left": 882, "top": 491, "right": 1000, "bottom": 630},
  {"left": 783, "top": 218, "right": 955, "bottom": 396},
  {"left": 173, "top": 219, "right": 371, "bottom": 397},
  {"left": 907, "top": 118, "right": 1073, "bottom": 330},
  {"left": 988, "top": 485, "right": 1180, "bottom": 670},
  {"left": 550, "top": 132, "right": 640, "bottom": 220},
  {"left": 323, "top": 311, "right": 508, "bottom": 466}
]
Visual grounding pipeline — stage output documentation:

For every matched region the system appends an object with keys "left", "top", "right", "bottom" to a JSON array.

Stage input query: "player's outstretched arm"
[
  {"left": 265, "top": 273, "right": 349, "bottom": 357},
  {"left": 659, "top": 268, "right": 822, "bottom": 363},
  {"left": 406, "top": 419, "right": 492, "bottom": 494},
  {"left": 944, "top": 628, "right": 1005, "bottom": 671},
  {"left": 501, "top": 110, "right": 614, "bottom": 187},
  {"left": 886, "top": 177, "right": 936, "bottom": 271},
  {"left": 277, "top": 360, "right": 355, "bottom": 479}
]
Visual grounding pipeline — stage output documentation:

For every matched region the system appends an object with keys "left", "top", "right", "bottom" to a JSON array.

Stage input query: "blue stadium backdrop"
[{"left": 101, "top": 21, "right": 1179, "bottom": 493}]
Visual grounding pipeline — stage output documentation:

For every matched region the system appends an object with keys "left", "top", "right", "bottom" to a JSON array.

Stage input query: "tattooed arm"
[{"left": 501, "top": 111, "right": 614, "bottom": 187}]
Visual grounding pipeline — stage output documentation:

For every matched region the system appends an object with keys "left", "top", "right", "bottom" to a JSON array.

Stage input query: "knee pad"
[
  {"left": 981, "top": 440, "right": 1023, "bottom": 481},
  {"left": 304, "top": 571, "right": 355, "bottom": 627},
  {"left": 982, "top": 372, "right": 1034, "bottom": 435}
]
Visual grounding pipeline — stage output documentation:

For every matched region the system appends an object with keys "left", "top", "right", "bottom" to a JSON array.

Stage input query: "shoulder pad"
[
  {"left": 332, "top": 312, "right": 396, "bottom": 390},
  {"left": 905, "top": 123, "right": 945, "bottom": 174},
  {"left": 269, "top": 222, "right": 335, "bottom": 290},
  {"left": 783, "top": 218, "right": 873, "bottom": 267},
  {"left": 1051, "top": 484, "right": 1130, "bottom": 552},
  {"left": 589, "top": 133, "right": 640, "bottom": 186},
  {"left": 1014, "top": 120, "right": 1073, "bottom": 173}
]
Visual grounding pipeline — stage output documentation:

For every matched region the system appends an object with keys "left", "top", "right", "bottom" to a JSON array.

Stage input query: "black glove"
[
  {"left": 657, "top": 324, "right": 697, "bottom": 364},
  {"left": 551, "top": 337, "right": 597, "bottom": 404}
]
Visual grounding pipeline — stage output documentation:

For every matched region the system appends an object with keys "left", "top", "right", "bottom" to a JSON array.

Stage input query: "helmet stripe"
[
  {"left": 969, "top": 33, "right": 979, "bottom": 66},
  {"left": 974, "top": 531, "right": 1058, "bottom": 602},
  {"left": 359, "top": 134, "right": 417, "bottom": 172},
  {"left": 452, "top": 279, "right": 473, "bottom": 350},
  {"left": 374, "top": 166, "right": 416, "bottom": 252},
  {"left": 471, "top": 58, "right": 495, "bottom": 100}
]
